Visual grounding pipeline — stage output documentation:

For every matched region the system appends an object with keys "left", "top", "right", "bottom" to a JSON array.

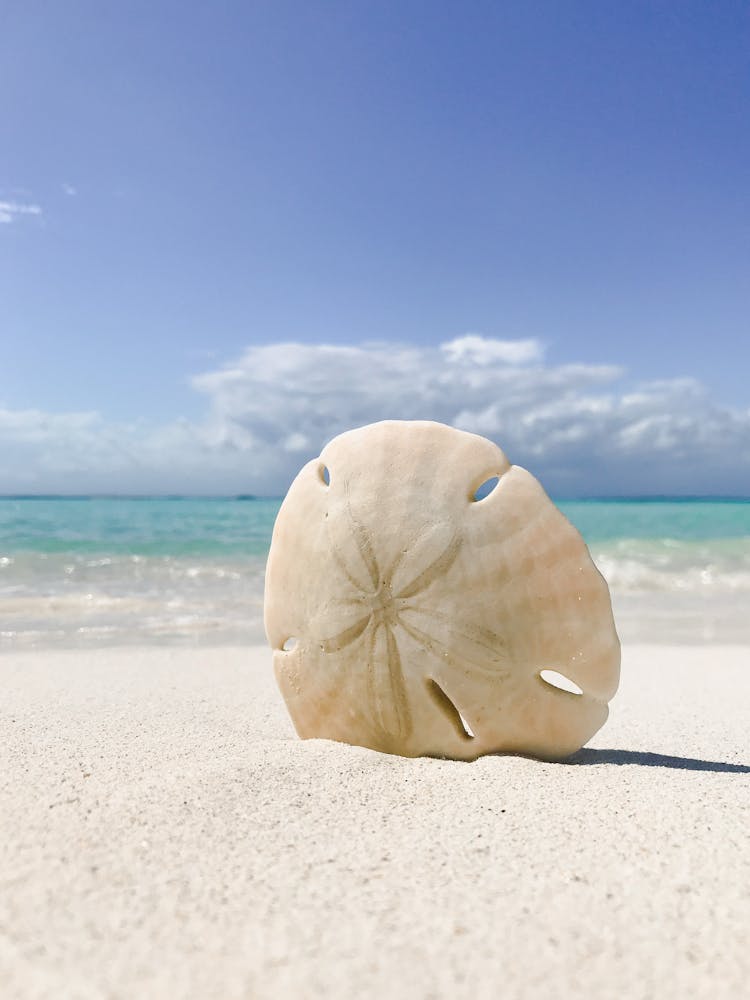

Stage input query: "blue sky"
[{"left": 2, "top": 1, "right": 749, "bottom": 494}]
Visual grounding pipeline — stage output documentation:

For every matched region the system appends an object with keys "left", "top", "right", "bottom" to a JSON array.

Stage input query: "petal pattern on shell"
[{"left": 265, "top": 420, "right": 620, "bottom": 760}]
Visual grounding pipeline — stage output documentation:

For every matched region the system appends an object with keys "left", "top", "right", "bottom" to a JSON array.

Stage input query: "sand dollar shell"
[{"left": 264, "top": 420, "right": 620, "bottom": 761}]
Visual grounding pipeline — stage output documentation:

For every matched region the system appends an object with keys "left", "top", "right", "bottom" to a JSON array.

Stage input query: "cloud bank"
[{"left": 2, "top": 336, "right": 749, "bottom": 495}]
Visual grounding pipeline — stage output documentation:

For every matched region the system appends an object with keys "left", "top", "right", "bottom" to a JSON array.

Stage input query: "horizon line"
[{"left": 1, "top": 494, "right": 749, "bottom": 503}]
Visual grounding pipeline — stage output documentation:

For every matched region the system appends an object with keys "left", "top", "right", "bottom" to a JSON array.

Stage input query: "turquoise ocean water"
[{"left": 1, "top": 497, "right": 749, "bottom": 647}]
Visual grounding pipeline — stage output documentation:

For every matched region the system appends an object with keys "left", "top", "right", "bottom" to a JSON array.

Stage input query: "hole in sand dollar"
[
  {"left": 540, "top": 670, "right": 583, "bottom": 696},
  {"left": 319, "top": 464, "right": 331, "bottom": 486},
  {"left": 459, "top": 713, "right": 475, "bottom": 738},
  {"left": 281, "top": 637, "right": 299, "bottom": 652},
  {"left": 471, "top": 475, "right": 500, "bottom": 502},
  {"left": 427, "top": 679, "right": 475, "bottom": 740}
]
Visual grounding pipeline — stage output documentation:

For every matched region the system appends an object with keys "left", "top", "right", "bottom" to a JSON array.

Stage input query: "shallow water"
[{"left": 1, "top": 496, "right": 748, "bottom": 647}]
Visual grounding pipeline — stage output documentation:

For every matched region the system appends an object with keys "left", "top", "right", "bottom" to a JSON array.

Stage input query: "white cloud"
[
  {"left": 441, "top": 334, "right": 543, "bottom": 365},
  {"left": 62, "top": 183, "right": 77, "bottom": 196},
  {"left": 0, "top": 200, "right": 42, "bottom": 224},
  {"left": 283, "top": 432, "right": 310, "bottom": 453},
  {"left": 1, "top": 338, "right": 749, "bottom": 495}
]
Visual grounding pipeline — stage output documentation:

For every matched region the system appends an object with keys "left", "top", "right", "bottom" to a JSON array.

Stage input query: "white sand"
[{"left": 1, "top": 644, "right": 748, "bottom": 1000}]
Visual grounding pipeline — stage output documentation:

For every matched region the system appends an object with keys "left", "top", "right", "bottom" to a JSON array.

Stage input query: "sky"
[{"left": 2, "top": 0, "right": 749, "bottom": 495}]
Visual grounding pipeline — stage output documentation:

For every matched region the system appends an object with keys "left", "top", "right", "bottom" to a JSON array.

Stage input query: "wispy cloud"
[
  {"left": 1, "top": 337, "right": 748, "bottom": 494},
  {"left": 441, "top": 334, "right": 543, "bottom": 365},
  {"left": 0, "top": 200, "right": 42, "bottom": 224},
  {"left": 62, "top": 183, "right": 77, "bottom": 196}
]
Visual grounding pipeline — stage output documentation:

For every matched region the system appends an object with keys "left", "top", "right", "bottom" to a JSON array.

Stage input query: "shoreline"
[{"left": 2, "top": 643, "right": 748, "bottom": 999}]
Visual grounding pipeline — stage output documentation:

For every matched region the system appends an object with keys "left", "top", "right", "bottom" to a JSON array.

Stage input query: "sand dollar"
[{"left": 264, "top": 420, "right": 620, "bottom": 761}]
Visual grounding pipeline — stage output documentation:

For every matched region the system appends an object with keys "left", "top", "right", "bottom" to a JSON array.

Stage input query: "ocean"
[{"left": 1, "top": 496, "right": 749, "bottom": 648}]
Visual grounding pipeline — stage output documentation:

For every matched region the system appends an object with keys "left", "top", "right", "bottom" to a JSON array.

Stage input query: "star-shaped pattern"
[{"left": 315, "top": 489, "right": 509, "bottom": 742}]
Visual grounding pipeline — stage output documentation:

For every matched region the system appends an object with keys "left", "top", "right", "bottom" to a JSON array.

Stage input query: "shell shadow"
[{"left": 565, "top": 748, "right": 750, "bottom": 774}]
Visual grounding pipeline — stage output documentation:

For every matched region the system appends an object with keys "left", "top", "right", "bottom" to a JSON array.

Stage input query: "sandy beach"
[{"left": 1, "top": 643, "right": 748, "bottom": 999}]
